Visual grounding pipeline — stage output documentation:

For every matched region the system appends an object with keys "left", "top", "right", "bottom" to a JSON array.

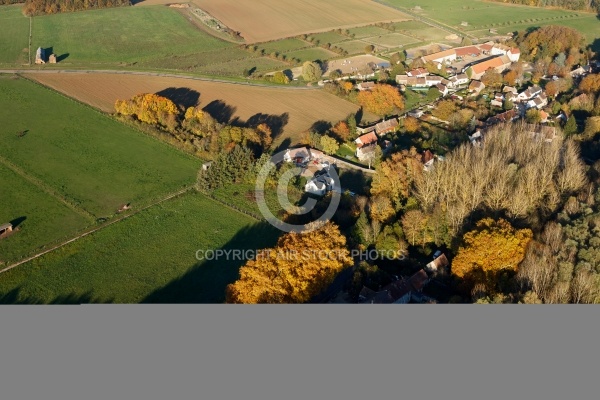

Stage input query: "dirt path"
[{"left": 0, "top": 69, "right": 318, "bottom": 90}]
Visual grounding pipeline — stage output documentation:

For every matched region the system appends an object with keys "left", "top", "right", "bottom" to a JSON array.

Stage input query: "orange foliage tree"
[
  {"left": 226, "top": 222, "right": 353, "bottom": 303},
  {"left": 357, "top": 84, "right": 404, "bottom": 117},
  {"left": 403, "top": 116, "right": 420, "bottom": 133},
  {"left": 370, "top": 147, "right": 422, "bottom": 209},
  {"left": 452, "top": 218, "right": 533, "bottom": 286},
  {"left": 115, "top": 93, "right": 179, "bottom": 130},
  {"left": 579, "top": 74, "right": 600, "bottom": 94}
]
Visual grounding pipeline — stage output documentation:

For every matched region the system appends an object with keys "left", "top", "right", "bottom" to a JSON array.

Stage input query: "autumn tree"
[
  {"left": 370, "top": 147, "right": 422, "bottom": 209},
  {"left": 520, "top": 26, "right": 583, "bottom": 62},
  {"left": 431, "top": 99, "right": 457, "bottom": 121},
  {"left": 302, "top": 61, "right": 323, "bottom": 82},
  {"left": 364, "top": 44, "right": 375, "bottom": 54},
  {"left": 579, "top": 73, "right": 600, "bottom": 94},
  {"left": 563, "top": 116, "right": 578, "bottom": 136},
  {"left": 226, "top": 222, "right": 353, "bottom": 303},
  {"left": 403, "top": 116, "right": 420, "bottom": 133},
  {"left": 115, "top": 93, "right": 179, "bottom": 131},
  {"left": 503, "top": 69, "right": 518, "bottom": 86},
  {"left": 584, "top": 116, "right": 600, "bottom": 138},
  {"left": 452, "top": 218, "right": 533, "bottom": 288},
  {"left": 481, "top": 68, "right": 503, "bottom": 89},
  {"left": 320, "top": 135, "right": 340, "bottom": 155},
  {"left": 357, "top": 84, "right": 404, "bottom": 117},
  {"left": 331, "top": 121, "right": 351, "bottom": 142},
  {"left": 272, "top": 71, "right": 290, "bottom": 84},
  {"left": 525, "top": 109, "right": 542, "bottom": 124}
]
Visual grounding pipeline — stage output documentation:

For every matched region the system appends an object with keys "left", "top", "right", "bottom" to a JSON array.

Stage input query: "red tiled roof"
[
  {"left": 355, "top": 131, "right": 378, "bottom": 148},
  {"left": 455, "top": 46, "right": 481, "bottom": 57}
]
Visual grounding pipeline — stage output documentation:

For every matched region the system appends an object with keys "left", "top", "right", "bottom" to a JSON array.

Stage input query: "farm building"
[
  {"left": 0, "top": 222, "right": 13, "bottom": 239},
  {"left": 375, "top": 118, "right": 399, "bottom": 135},
  {"left": 35, "top": 47, "right": 46, "bottom": 64},
  {"left": 49, "top": 53, "right": 57, "bottom": 64},
  {"left": 356, "top": 81, "right": 375, "bottom": 91},
  {"left": 421, "top": 48, "right": 457, "bottom": 65},
  {"left": 466, "top": 55, "right": 512, "bottom": 80}
]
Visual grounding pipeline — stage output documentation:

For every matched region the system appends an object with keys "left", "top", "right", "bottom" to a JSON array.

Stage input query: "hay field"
[
  {"left": 26, "top": 73, "right": 370, "bottom": 144},
  {"left": 192, "top": 0, "right": 410, "bottom": 43}
]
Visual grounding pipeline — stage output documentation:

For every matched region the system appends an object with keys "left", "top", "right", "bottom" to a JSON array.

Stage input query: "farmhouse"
[
  {"left": 356, "top": 143, "right": 378, "bottom": 162},
  {"left": 283, "top": 147, "right": 311, "bottom": 164},
  {"left": 358, "top": 269, "right": 431, "bottom": 304},
  {"left": 449, "top": 73, "right": 469, "bottom": 87},
  {"left": 468, "top": 80, "right": 485, "bottom": 95},
  {"left": 35, "top": 47, "right": 46, "bottom": 64},
  {"left": 375, "top": 118, "right": 399, "bottom": 135},
  {"left": 421, "top": 48, "right": 457, "bottom": 65},
  {"left": 467, "top": 55, "right": 512, "bottom": 80},
  {"left": 355, "top": 131, "right": 378, "bottom": 148},
  {"left": 356, "top": 81, "right": 375, "bottom": 91}
]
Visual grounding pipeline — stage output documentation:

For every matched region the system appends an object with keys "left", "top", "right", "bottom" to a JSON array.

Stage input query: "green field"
[
  {"left": 381, "top": 0, "right": 600, "bottom": 44},
  {"left": 0, "top": 74, "right": 200, "bottom": 228},
  {"left": 0, "top": 163, "right": 90, "bottom": 264},
  {"left": 364, "top": 32, "right": 418, "bottom": 48},
  {"left": 333, "top": 40, "right": 374, "bottom": 55},
  {"left": 285, "top": 47, "right": 338, "bottom": 62},
  {"left": 347, "top": 26, "right": 391, "bottom": 39},
  {"left": 260, "top": 38, "right": 309, "bottom": 53},
  {"left": 0, "top": 5, "right": 29, "bottom": 65},
  {"left": 30, "top": 6, "right": 231, "bottom": 65},
  {"left": 311, "top": 31, "right": 348, "bottom": 44},
  {"left": 0, "top": 192, "right": 281, "bottom": 303}
]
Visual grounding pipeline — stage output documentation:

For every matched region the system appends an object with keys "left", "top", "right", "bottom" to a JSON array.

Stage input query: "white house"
[
  {"left": 283, "top": 147, "right": 311, "bottom": 164},
  {"left": 436, "top": 83, "right": 449, "bottom": 96},
  {"left": 526, "top": 94, "right": 548, "bottom": 109},
  {"left": 305, "top": 179, "right": 327, "bottom": 196},
  {"left": 517, "top": 85, "right": 542, "bottom": 102}
]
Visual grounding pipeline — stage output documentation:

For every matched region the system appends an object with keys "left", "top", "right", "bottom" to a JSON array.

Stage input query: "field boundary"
[
  {"left": 0, "top": 187, "right": 194, "bottom": 275},
  {"left": 0, "top": 155, "right": 96, "bottom": 222}
]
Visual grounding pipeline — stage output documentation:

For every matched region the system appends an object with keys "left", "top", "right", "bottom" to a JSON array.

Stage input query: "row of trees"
[
  {"left": 22, "top": 0, "right": 130, "bottom": 16},
  {"left": 114, "top": 93, "right": 273, "bottom": 159},
  {"left": 488, "top": 0, "right": 600, "bottom": 12}
]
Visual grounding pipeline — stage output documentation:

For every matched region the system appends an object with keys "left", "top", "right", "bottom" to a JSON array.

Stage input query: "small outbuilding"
[{"left": 0, "top": 223, "right": 13, "bottom": 238}]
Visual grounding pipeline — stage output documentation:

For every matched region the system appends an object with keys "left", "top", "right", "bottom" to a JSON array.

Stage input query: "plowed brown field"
[
  {"left": 191, "top": 0, "right": 409, "bottom": 43},
  {"left": 26, "top": 73, "right": 372, "bottom": 145}
]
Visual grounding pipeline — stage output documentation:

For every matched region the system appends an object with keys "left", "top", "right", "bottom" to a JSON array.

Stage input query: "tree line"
[
  {"left": 22, "top": 0, "right": 130, "bottom": 16},
  {"left": 487, "top": 0, "right": 600, "bottom": 12}
]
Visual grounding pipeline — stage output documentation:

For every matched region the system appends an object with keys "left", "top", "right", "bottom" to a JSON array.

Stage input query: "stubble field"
[
  {"left": 191, "top": 0, "right": 410, "bottom": 43},
  {"left": 26, "top": 72, "right": 374, "bottom": 144}
]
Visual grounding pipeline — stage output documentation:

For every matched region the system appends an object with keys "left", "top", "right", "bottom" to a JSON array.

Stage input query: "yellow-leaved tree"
[
  {"left": 115, "top": 93, "right": 179, "bottom": 130},
  {"left": 226, "top": 222, "right": 353, "bottom": 303},
  {"left": 357, "top": 84, "right": 404, "bottom": 117},
  {"left": 452, "top": 218, "right": 533, "bottom": 287}
]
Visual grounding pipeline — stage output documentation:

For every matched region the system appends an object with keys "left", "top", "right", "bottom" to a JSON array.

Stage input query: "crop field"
[
  {"left": 311, "top": 31, "right": 349, "bottom": 44},
  {"left": 0, "top": 6, "right": 29, "bottom": 66},
  {"left": 0, "top": 163, "right": 90, "bottom": 265},
  {"left": 26, "top": 72, "right": 371, "bottom": 145},
  {"left": 381, "top": 0, "right": 599, "bottom": 43},
  {"left": 29, "top": 6, "right": 231, "bottom": 65},
  {"left": 0, "top": 75, "right": 199, "bottom": 219},
  {"left": 0, "top": 192, "right": 281, "bottom": 304},
  {"left": 347, "top": 26, "right": 392, "bottom": 39},
  {"left": 192, "top": 0, "right": 410, "bottom": 43},
  {"left": 259, "top": 38, "right": 310, "bottom": 54}
]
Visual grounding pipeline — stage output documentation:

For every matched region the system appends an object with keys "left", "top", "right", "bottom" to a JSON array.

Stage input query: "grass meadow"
[
  {"left": 0, "top": 5, "right": 29, "bottom": 65},
  {"left": 0, "top": 75, "right": 200, "bottom": 262},
  {"left": 0, "top": 192, "right": 281, "bottom": 303}
]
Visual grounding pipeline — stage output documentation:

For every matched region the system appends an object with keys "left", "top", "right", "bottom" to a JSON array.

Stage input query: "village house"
[
  {"left": 421, "top": 48, "right": 457, "bottom": 66},
  {"left": 356, "top": 123, "right": 377, "bottom": 135},
  {"left": 425, "top": 75, "right": 443, "bottom": 86},
  {"left": 466, "top": 55, "right": 512, "bottom": 80},
  {"left": 375, "top": 118, "right": 399, "bottom": 136},
  {"left": 517, "top": 85, "right": 542, "bottom": 102},
  {"left": 407, "top": 109, "right": 424, "bottom": 118},
  {"left": 486, "top": 108, "right": 518, "bottom": 125},
  {"left": 304, "top": 171, "right": 339, "bottom": 196},
  {"left": 358, "top": 269, "right": 432, "bottom": 304},
  {"left": 407, "top": 68, "right": 428, "bottom": 78},
  {"left": 436, "top": 83, "right": 449, "bottom": 96},
  {"left": 468, "top": 80, "right": 485, "bottom": 95},
  {"left": 283, "top": 147, "right": 311, "bottom": 164},
  {"left": 355, "top": 143, "right": 378, "bottom": 162},
  {"left": 425, "top": 252, "right": 450, "bottom": 276},
  {"left": 526, "top": 94, "right": 548, "bottom": 109},
  {"left": 539, "top": 110, "right": 549, "bottom": 123},
  {"left": 422, "top": 150, "right": 435, "bottom": 172},
  {"left": 355, "top": 131, "right": 378, "bottom": 148},
  {"left": 356, "top": 81, "right": 375, "bottom": 91},
  {"left": 448, "top": 73, "right": 470, "bottom": 87},
  {"left": 395, "top": 74, "right": 409, "bottom": 85},
  {"left": 490, "top": 99, "right": 503, "bottom": 108}
]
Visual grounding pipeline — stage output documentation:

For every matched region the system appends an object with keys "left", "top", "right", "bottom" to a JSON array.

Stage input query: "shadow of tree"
[
  {"left": 202, "top": 99, "right": 237, "bottom": 123},
  {"left": 142, "top": 222, "right": 281, "bottom": 303},
  {"left": 156, "top": 87, "right": 201, "bottom": 110}
]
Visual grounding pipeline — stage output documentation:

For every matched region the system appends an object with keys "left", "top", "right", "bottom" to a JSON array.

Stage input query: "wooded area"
[
  {"left": 22, "top": 0, "right": 130, "bottom": 16},
  {"left": 487, "top": 0, "right": 600, "bottom": 12}
]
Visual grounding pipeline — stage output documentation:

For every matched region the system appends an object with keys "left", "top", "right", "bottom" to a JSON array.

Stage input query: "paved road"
[{"left": 0, "top": 68, "right": 319, "bottom": 90}]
